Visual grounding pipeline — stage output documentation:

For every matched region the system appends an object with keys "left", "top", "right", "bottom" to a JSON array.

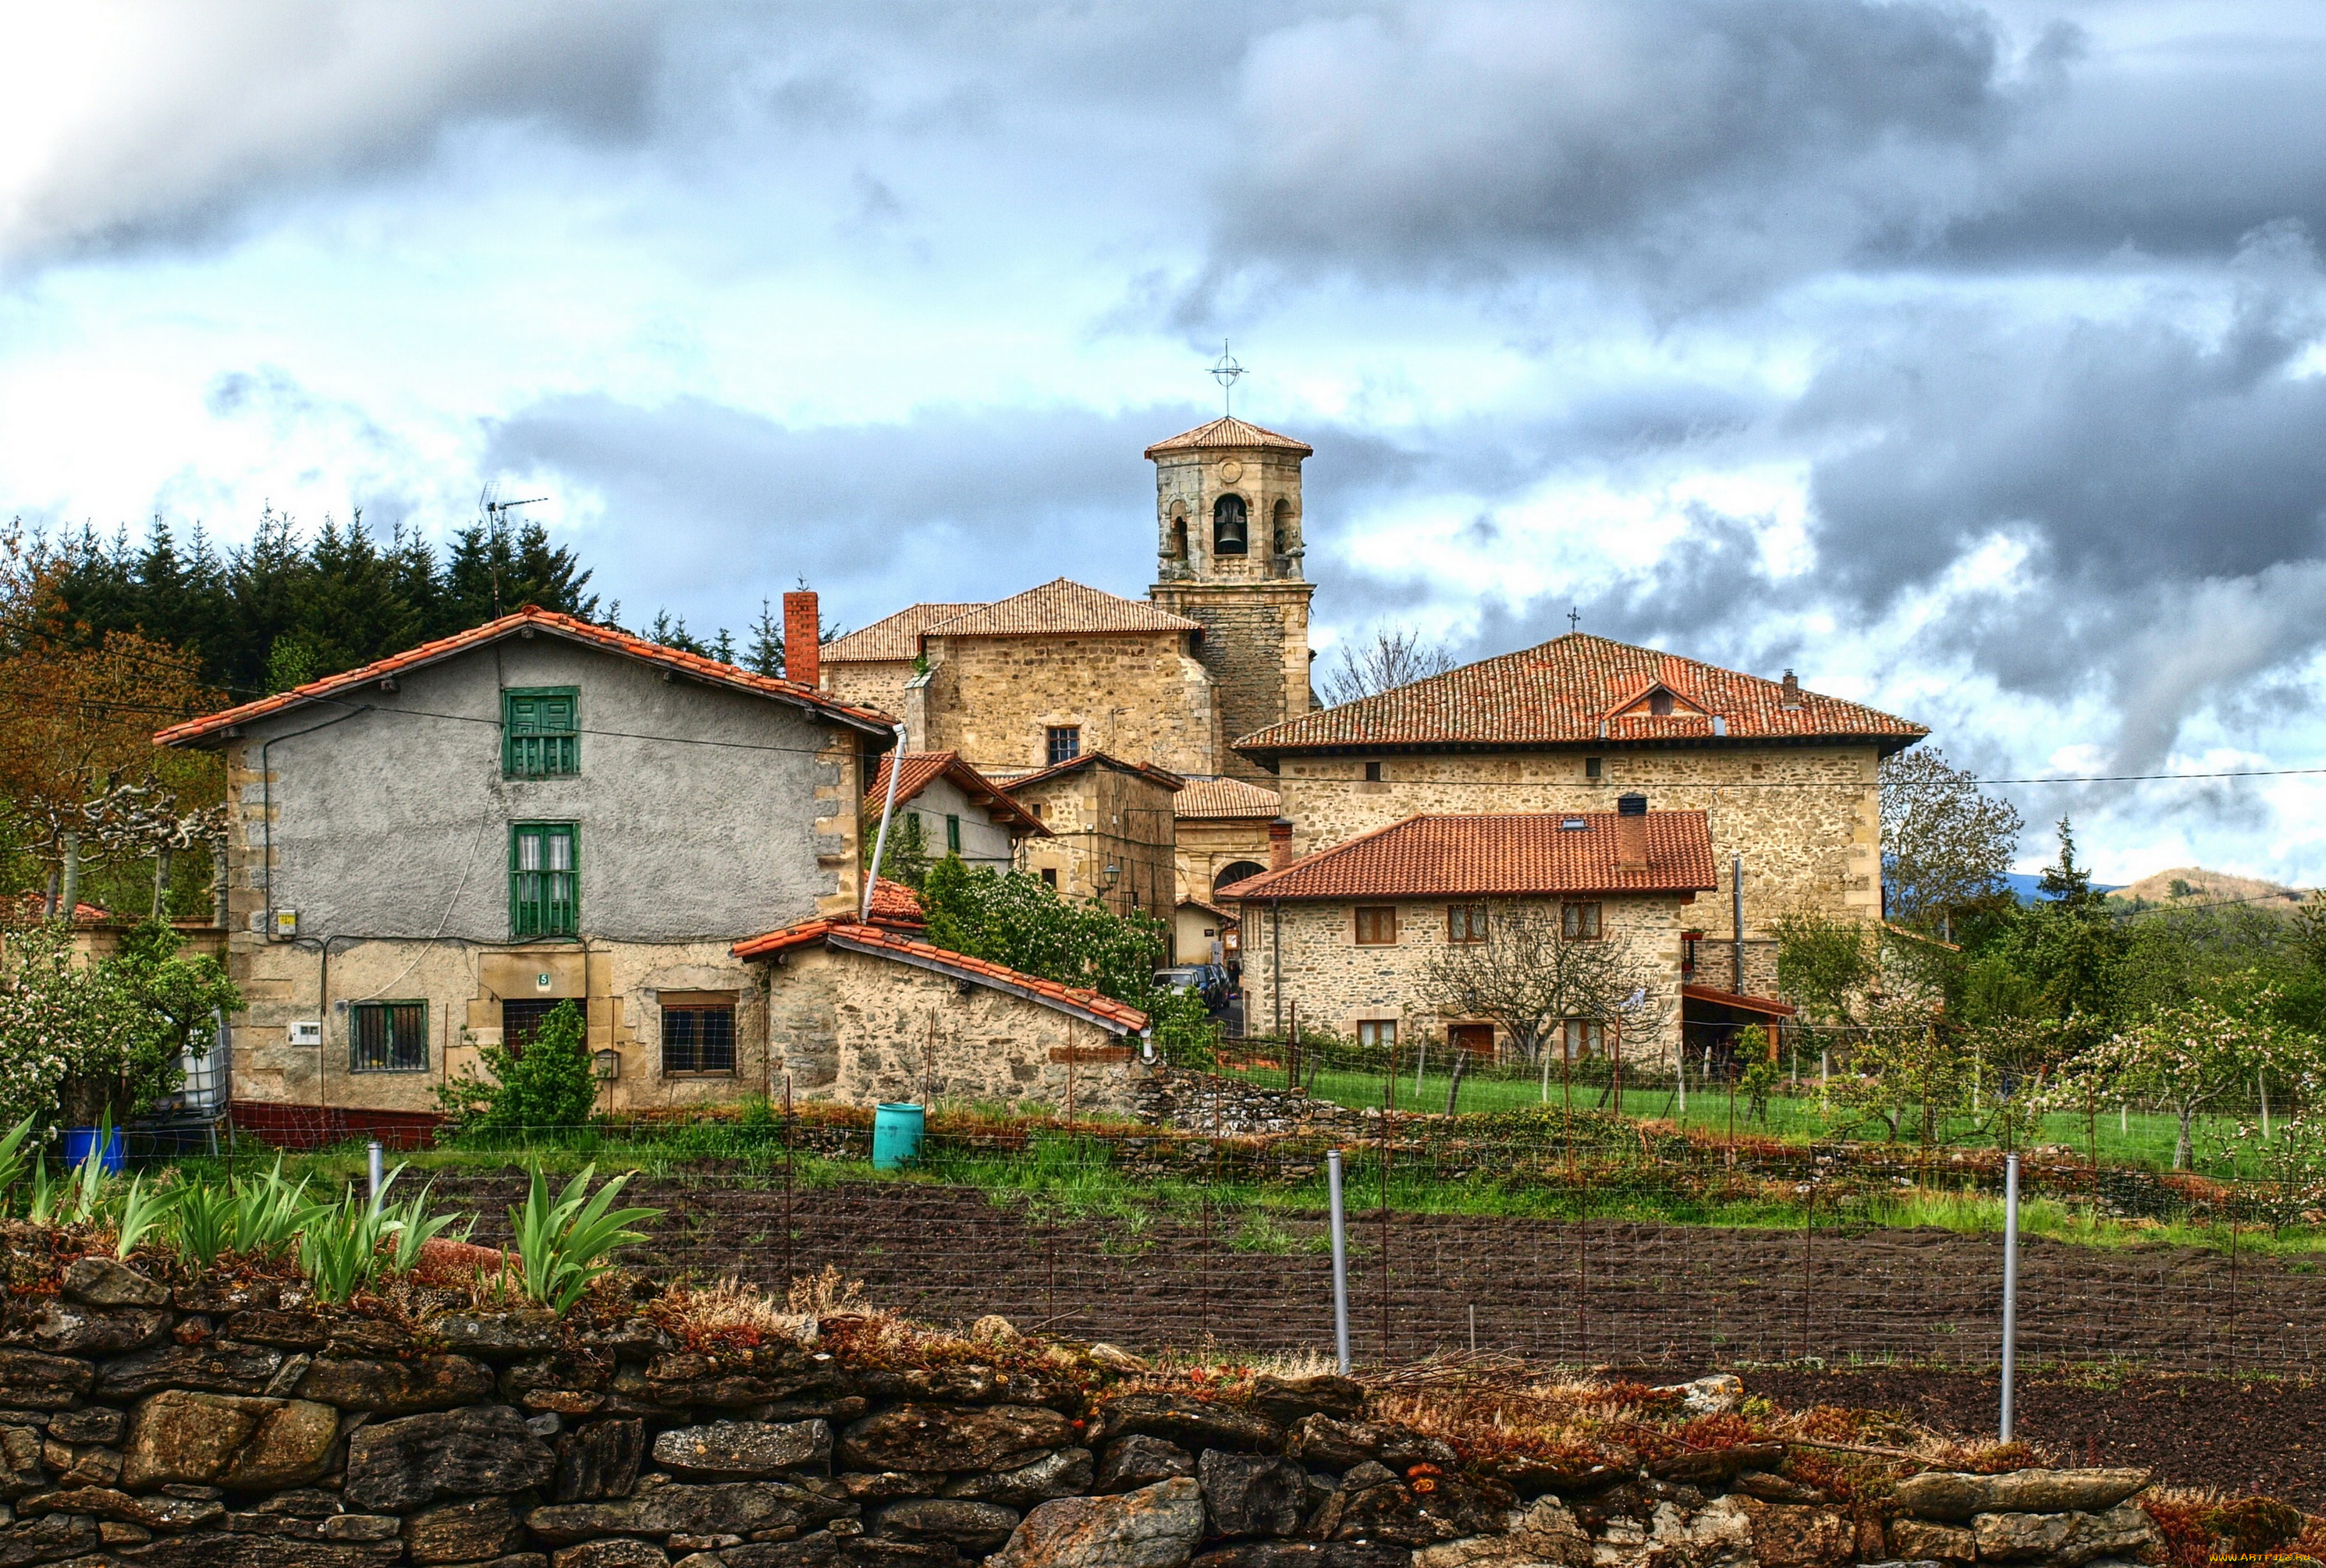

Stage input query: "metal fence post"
[
  {"left": 1327, "top": 1149, "right": 1351, "bottom": 1374},
  {"left": 366, "top": 1141, "right": 383, "bottom": 1201},
  {"left": 2001, "top": 1152, "right": 2020, "bottom": 1442}
]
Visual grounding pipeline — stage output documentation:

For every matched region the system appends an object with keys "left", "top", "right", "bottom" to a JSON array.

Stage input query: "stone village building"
[
  {"left": 1225, "top": 803, "right": 1718, "bottom": 1064},
  {"left": 154, "top": 607, "right": 1149, "bottom": 1141},
  {"left": 1232, "top": 635, "right": 1926, "bottom": 1053},
  {"left": 863, "top": 750, "right": 1047, "bottom": 874},
  {"left": 1000, "top": 753, "right": 1182, "bottom": 923}
]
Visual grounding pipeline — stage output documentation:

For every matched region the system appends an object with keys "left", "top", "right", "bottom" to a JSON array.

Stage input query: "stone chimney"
[
  {"left": 1615, "top": 793, "right": 1650, "bottom": 871},
  {"left": 1268, "top": 817, "right": 1295, "bottom": 872},
  {"left": 1780, "top": 669, "right": 1801, "bottom": 708},
  {"left": 783, "top": 591, "right": 820, "bottom": 689}
]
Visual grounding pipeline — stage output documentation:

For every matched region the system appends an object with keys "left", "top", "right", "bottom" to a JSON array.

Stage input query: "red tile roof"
[
  {"left": 731, "top": 921, "right": 1149, "bottom": 1034},
  {"left": 866, "top": 879, "right": 926, "bottom": 927},
  {"left": 1174, "top": 776, "right": 1283, "bottom": 820},
  {"left": 1144, "top": 417, "right": 1314, "bottom": 459},
  {"left": 152, "top": 608, "right": 900, "bottom": 747},
  {"left": 1000, "top": 750, "right": 1186, "bottom": 796},
  {"left": 1217, "top": 811, "right": 1717, "bottom": 901},
  {"left": 822, "top": 602, "right": 987, "bottom": 665},
  {"left": 1233, "top": 633, "right": 1926, "bottom": 757},
  {"left": 866, "top": 750, "right": 1048, "bottom": 835},
  {"left": 924, "top": 579, "right": 1199, "bottom": 640}
]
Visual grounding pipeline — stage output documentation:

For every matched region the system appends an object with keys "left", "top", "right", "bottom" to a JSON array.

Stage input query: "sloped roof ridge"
[
  {"left": 823, "top": 602, "right": 988, "bottom": 665},
  {"left": 1218, "top": 808, "right": 1717, "bottom": 901},
  {"left": 922, "top": 578, "right": 1199, "bottom": 640},
  {"left": 1233, "top": 631, "right": 1926, "bottom": 754},
  {"left": 1143, "top": 417, "right": 1315, "bottom": 459},
  {"left": 730, "top": 920, "right": 1147, "bottom": 1032},
  {"left": 155, "top": 607, "right": 897, "bottom": 747}
]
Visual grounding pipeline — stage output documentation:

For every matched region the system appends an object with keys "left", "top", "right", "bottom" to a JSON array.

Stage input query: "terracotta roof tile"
[
  {"left": 1174, "top": 776, "right": 1284, "bottom": 820},
  {"left": 866, "top": 751, "right": 1048, "bottom": 834},
  {"left": 1234, "top": 633, "right": 1926, "bottom": 756},
  {"left": 1217, "top": 811, "right": 1717, "bottom": 901},
  {"left": 154, "top": 607, "right": 898, "bottom": 747},
  {"left": 823, "top": 603, "right": 986, "bottom": 665},
  {"left": 924, "top": 579, "right": 1199, "bottom": 639},
  {"left": 866, "top": 880, "right": 925, "bottom": 926},
  {"left": 730, "top": 921, "right": 1148, "bottom": 1033},
  {"left": 1143, "top": 417, "right": 1314, "bottom": 459},
  {"left": 1001, "top": 750, "right": 1185, "bottom": 795}
]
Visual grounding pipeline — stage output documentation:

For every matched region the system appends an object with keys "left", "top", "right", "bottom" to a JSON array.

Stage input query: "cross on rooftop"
[
  {"left": 1568, "top": 605, "right": 1582, "bottom": 632},
  {"left": 1209, "top": 340, "right": 1245, "bottom": 417}
]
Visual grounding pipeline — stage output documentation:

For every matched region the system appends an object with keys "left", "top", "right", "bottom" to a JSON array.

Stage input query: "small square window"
[
  {"left": 1354, "top": 906, "right": 1398, "bottom": 945},
  {"left": 661, "top": 996, "right": 737, "bottom": 1076},
  {"left": 1584, "top": 756, "right": 1603, "bottom": 779},
  {"left": 1561, "top": 901, "right": 1603, "bottom": 940},
  {"left": 1363, "top": 761, "right": 1383, "bottom": 782},
  {"left": 503, "top": 687, "right": 579, "bottom": 777},
  {"left": 1039, "top": 867, "right": 1058, "bottom": 889},
  {"left": 1046, "top": 726, "right": 1081, "bottom": 765},
  {"left": 1561, "top": 1019, "right": 1606, "bottom": 1059},
  {"left": 350, "top": 1001, "right": 427, "bottom": 1072},
  {"left": 1357, "top": 1019, "right": 1397, "bottom": 1051},
  {"left": 1447, "top": 903, "right": 1488, "bottom": 944}
]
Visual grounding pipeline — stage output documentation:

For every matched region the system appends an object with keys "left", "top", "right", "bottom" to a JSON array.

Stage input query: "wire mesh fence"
[{"left": 183, "top": 1102, "right": 2326, "bottom": 1378}]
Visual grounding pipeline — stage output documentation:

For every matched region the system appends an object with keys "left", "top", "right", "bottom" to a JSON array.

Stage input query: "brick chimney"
[
  {"left": 783, "top": 591, "right": 820, "bottom": 689},
  {"left": 1615, "top": 793, "right": 1650, "bottom": 871},
  {"left": 1268, "top": 817, "right": 1295, "bottom": 871},
  {"left": 1780, "top": 669, "right": 1801, "bottom": 708}
]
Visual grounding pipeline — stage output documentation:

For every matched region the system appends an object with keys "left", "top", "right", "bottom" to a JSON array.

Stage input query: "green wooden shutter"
[{"left": 504, "top": 688, "right": 580, "bottom": 776}]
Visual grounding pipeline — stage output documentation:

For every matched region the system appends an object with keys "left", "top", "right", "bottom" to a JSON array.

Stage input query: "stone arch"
[
  {"left": 1213, "top": 494, "right": 1248, "bottom": 555},
  {"left": 1271, "top": 497, "right": 1292, "bottom": 556},
  {"left": 1215, "top": 860, "right": 1266, "bottom": 896}
]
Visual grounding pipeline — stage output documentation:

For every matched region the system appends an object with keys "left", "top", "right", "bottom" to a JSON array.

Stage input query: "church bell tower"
[{"left": 1145, "top": 414, "right": 1317, "bottom": 780}]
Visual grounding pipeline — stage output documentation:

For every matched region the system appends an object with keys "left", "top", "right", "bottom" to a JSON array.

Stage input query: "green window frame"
[
  {"left": 350, "top": 1000, "right": 428, "bottom": 1072},
  {"left": 503, "top": 687, "right": 579, "bottom": 777},
  {"left": 945, "top": 814, "right": 961, "bottom": 853},
  {"left": 510, "top": 823, "right": 579, "bottom": 938}
]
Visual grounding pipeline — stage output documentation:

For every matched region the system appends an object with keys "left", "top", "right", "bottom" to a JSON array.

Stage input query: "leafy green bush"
[
  {"left": 439, "top": 999, "right": 598, "bottom": 1136},
  {"left": 509, "top": 1165, "right": 659, "bottom": 1314},
  {"left": 0, "top": 921, "right": 238, "bottom": 1127}
]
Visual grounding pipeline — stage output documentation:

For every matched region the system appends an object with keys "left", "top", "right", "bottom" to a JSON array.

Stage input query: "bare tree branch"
[{"left": 1318, "top": 624, "right": 1460, "bottom": 707}]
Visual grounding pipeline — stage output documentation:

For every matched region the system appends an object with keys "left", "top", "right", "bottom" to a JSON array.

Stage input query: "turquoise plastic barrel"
[{"left": 872, "top": 1102, "right": 925, "bottom": 1170}]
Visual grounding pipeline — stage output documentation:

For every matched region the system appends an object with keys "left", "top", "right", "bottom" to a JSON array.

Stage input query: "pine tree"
[{"left": 745, "top": 598, "right": 783, "bottom": 676}]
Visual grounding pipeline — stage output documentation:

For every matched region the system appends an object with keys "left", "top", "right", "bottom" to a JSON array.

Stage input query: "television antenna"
[
  {"left": 475, "top": 484, "right": 550, "bottom": 617},
  {"left": 1209, "top": 341, "right": 1245, "bottom": 418}
]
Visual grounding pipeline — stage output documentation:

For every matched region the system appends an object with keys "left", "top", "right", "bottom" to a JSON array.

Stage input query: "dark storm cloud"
[
  {"left": 485, "top": 395, "right": 1222, "bottom": 631},
  {"left": 1208, "top": 0, "right": 2026, "bottom": 295}
]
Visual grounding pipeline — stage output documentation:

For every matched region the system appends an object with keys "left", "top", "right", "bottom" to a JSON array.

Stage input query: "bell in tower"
[{"left": 1145, "top": 412, "right": 1318, "bottom": 779}]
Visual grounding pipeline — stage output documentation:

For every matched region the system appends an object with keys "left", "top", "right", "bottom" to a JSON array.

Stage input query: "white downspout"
[{"left": 861, "top": 723, "right": 910, "bottom": 921}]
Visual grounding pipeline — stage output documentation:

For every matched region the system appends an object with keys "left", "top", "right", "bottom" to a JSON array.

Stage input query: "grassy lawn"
[{"left": 1240, "top": 1060, "right": 2266, "bottom": 1176}]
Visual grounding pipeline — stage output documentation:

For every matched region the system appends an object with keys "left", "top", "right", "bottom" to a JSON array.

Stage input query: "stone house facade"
[
  {"left": 734, "top": 915, "right": 1152, "bottom": 1118},
  {"left": 1226, "top": 805, "right": 1718, "bottom": 1064},
  {"left": 1235, "top": 637, "right": 1926, "bottom": 1002},
  {"left": 865, "top": 750, "right": 1046, "bottom": 874},
  {"left": 1000, "top": 754, "right": 1182, "bottom": 939},
  {"left": 153, "top": 607, "right": 900, "bottom": 1141}
]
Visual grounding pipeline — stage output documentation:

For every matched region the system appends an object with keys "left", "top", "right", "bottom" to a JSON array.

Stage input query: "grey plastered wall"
[
  {"left": 902, "top": 773, "right": 1017, "bottom": 871},
  {"left": 239, "top": 636, "right": 855, "bottom": 942}
]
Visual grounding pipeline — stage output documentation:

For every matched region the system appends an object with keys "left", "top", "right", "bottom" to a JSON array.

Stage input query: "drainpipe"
[
  {"left": 1271, "top": 900, "right": 1284, "bottom": 1038},
  {"left": 861, "top": 722, "right": 910, "bottom": 921},
  {"left": 1731, "top": 855, "right": 1745, "bottom": 995}
]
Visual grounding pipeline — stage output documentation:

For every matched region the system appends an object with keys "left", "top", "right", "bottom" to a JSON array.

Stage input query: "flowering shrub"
[{"left": 0, "top": 918, "right": 237, "bottom": 1126}]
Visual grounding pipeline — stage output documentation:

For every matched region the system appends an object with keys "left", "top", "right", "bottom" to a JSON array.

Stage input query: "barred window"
[
  {"left": 350, "top": 1001, "right": 427, "bottom": 1072},
  {"left": 1046, "top": 726, "right": 1081, "bottom": 765},
  {"left": 503, "top": 688, "right": 579, "bottom": 777},
  {"left": 661, "top": 995, "right": 737, "bottom": 1076}
]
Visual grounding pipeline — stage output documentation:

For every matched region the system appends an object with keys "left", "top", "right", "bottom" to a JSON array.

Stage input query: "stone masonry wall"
[
  {"left": 1269, "top": 746, "right": 1883, "bottom": 945},
  {"left": 1149, "top": 582, "right": 1314, "bottom": 785},
  {"left": 0, "top": 1249, "right": 2171, "bottom": 1568},
  {"left": 765, "top": 945, "right": 1149, "bottom": 1119},
  {"left": 1239, "top": 895, "right": 1692, "bottom": 1063},
  {"left": 920, "top": 633, "right": 1220, "bottom": 781}
]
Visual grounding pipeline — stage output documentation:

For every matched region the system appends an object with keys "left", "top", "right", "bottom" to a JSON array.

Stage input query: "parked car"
[{"left": 1153, "top": 965, "right": 1231, "bottom": 1011}]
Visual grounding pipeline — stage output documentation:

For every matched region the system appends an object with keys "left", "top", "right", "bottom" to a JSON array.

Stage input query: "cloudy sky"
[{"left": 5, "top": 0, "right": 2326, "bottom": 883}]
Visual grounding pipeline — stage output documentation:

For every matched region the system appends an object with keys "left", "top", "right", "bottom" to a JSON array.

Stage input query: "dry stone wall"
[{"left": 0, "top": 1250, "right": 2171, "bottom": 1568}]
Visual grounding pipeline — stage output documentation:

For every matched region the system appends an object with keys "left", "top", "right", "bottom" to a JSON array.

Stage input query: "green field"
[{"left": 1229, "top": 1059, "right": 2273, "bottom": 1176}]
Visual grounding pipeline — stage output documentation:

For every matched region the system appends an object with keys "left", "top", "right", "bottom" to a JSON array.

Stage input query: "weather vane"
[{"left": 1209, "top": 340, "right": 1245, "bottom": 418}]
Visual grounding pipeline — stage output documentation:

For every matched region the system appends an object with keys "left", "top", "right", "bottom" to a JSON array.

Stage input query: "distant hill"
[
  {"left": 2001, "top": 871, "right": 2120, "bottom": 906},
  {"left": 2105, "top": 865, "right": 2310, "bottom": 910}
]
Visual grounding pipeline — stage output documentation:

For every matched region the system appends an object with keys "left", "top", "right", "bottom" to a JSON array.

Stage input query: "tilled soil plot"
[
  {"left": 434, "top": 1172, "right": 2325, "bottom": 1376},
  {"left": 1718, "top": 1366, "right": 2326, "bottom": 1506}
]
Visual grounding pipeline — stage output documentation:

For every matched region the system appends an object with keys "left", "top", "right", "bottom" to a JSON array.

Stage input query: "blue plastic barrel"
[
  {"left": 63, "top": 1126, "right": 125, "bottom": 1175},
  {"left": 872, "top": 1103, "right": 925, "bottom": 1170}
]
